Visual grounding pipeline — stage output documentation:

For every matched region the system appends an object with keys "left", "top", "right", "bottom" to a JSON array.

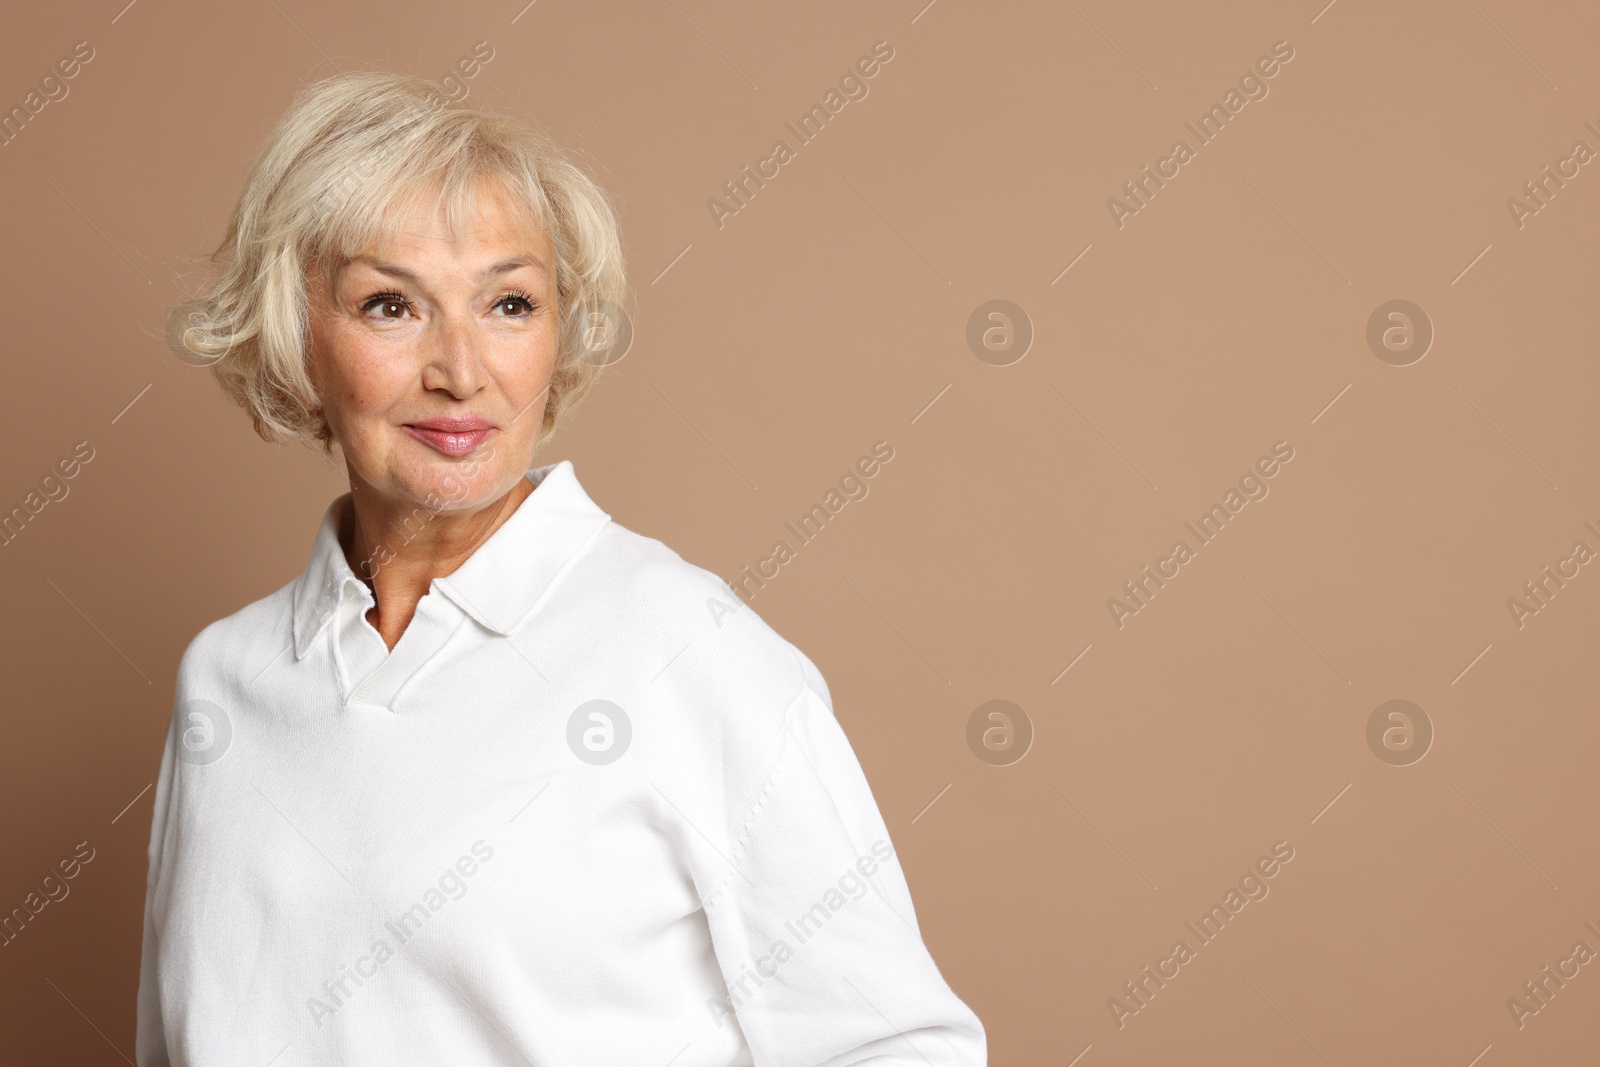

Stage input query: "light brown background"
[{"left": 1, "top": 0, "right": 1597, "bottom": 1063}]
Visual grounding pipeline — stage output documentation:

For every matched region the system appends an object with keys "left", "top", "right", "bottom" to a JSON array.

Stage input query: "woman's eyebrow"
[
  {"left": 346, "top": 254, "right": 548, "bottom": 284},
  {"left": 477, "top": 255, "right": 547, "bottom": 280}
]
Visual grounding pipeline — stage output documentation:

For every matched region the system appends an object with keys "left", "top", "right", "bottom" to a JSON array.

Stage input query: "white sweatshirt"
[{"left": 136, "top": 458, "right": 985, "bottom": 1066}]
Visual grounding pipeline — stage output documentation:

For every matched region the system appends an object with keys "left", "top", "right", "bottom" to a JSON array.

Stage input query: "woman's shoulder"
[
  {"left": 578, "top": 520, "right": 832, "bottom": 714},
  {"left": 174, "top": 576, "right": 298, "bottom": 686},
  {"left": 575, "top": 522, "right": 839, "bottom": 819}
]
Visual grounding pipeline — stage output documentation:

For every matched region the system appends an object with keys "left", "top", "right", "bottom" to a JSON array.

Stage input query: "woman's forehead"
[{"left": 327, "top": 174, "right": 549, "bottom": 263}]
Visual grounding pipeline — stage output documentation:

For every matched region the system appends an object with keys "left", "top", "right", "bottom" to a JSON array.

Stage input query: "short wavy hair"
[{"left": 169, "top": 70, "right": 629, "bottom": 450}]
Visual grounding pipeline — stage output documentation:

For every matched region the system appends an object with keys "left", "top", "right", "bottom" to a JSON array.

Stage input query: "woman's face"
[{"left": 306, "top": 183, "right": 559, "bottom": 517}]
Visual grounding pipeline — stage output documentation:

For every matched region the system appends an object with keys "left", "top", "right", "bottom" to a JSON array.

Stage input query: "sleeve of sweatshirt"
[
  {"left": 135, "top": 677, "right": 184, "bottom": 1066},
  {"left": 699, "top": 678, "right": 986, "bottom": 1066}
]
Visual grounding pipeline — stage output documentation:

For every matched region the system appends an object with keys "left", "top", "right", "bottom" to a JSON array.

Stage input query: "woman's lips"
[{"left": 402, "top": 425, "right": 495, "bottom": 457}]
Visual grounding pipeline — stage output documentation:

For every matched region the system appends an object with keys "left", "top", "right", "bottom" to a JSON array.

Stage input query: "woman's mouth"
[{"left": 403, "top": 418, "right": 496, "bottom": 457}]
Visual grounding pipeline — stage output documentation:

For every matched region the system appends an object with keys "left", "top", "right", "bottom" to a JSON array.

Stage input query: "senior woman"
[{"left": 138, "top": 71, "right": 984, "bottom": 1066}]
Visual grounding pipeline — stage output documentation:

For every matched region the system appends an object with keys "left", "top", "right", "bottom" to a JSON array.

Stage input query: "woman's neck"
[{"left": 337, "top": 474, "right": 536, "bottom": 650}]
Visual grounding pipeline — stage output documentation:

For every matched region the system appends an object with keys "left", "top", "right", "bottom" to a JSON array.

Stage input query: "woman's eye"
[
  {"left": 495, "top": 296, "right": 535, "bottom": 316},
  {"left": 361, "top": 295, "right": 410, "bottom": 318}
]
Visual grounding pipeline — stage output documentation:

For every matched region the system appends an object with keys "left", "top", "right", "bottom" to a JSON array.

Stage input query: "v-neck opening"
[{"left": 333, "top": 583, "right": 467, "bottom": 712}]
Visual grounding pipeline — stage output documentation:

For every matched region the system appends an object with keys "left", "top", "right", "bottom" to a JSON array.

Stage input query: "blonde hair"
[{"left": 169, "top": 70, "right": 629, "bottom": 450}]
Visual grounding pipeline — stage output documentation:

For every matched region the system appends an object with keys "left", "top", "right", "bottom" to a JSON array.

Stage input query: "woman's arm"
[
  {"left": 135, "top": 665, "right": 186, "bottom": 1066},
  {"left": 700, "top": 679, "right": 986, "bottom": 1065},
  {"left": 135, "top": 886, "right": 169, "bottom": 1066}
]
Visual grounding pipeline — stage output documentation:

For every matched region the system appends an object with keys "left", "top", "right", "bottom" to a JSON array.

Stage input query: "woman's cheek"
[{"left": 343, "top": 346, "right": 410, "bottom": 416}]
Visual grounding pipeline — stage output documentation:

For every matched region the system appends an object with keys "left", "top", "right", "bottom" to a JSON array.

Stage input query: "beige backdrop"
[{"left": 1, "top": 0, "right": 1597, "bottom": 1062}]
